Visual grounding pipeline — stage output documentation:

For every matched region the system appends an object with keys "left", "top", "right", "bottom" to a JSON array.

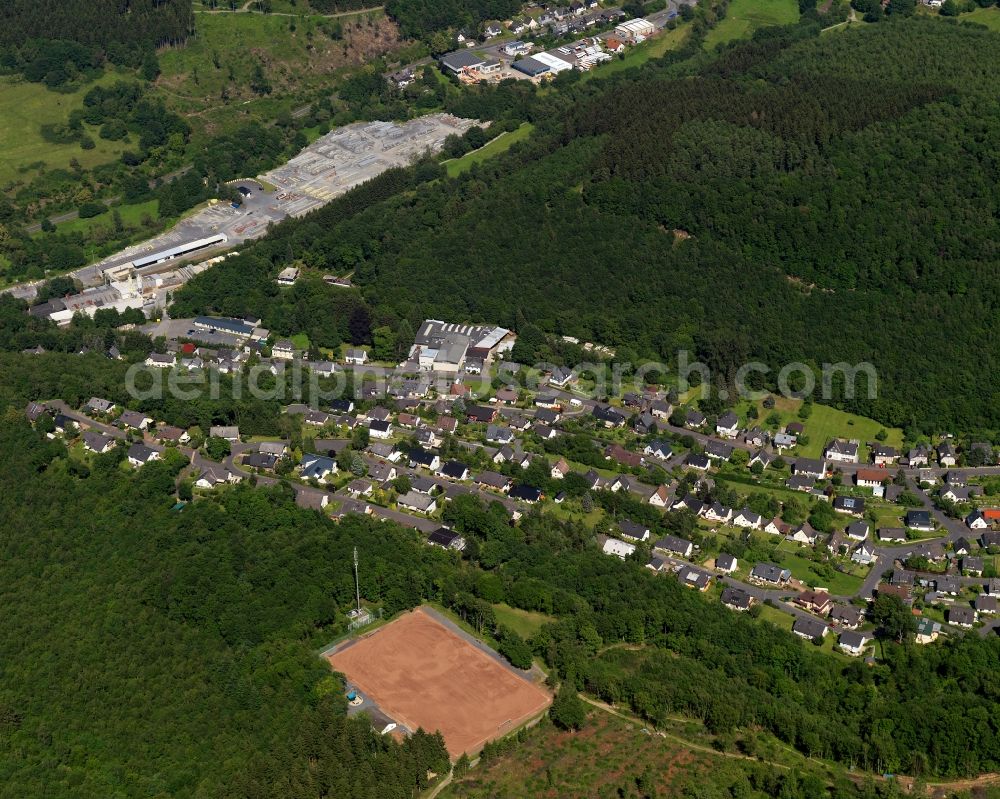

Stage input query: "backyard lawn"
[{"left": 775, "top": 543, "right": 865, "bottom": 595}]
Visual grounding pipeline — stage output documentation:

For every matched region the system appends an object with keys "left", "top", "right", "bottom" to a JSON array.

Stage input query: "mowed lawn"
[
  {"left": 704, "top": 0, "right": 800, "bottom": 49},
  {"left": 796, "top": 404, "right": 903, "bottom": 461},
  {"left": 0, "top": 74, "right": 134, "bottom": 185},
  {"left": 962, "top": 6, "right": 1000, "bottom": 30},
  {"left": 492, "top": 603, "right": 555, "bottom": 639},
  {"left": 444, "top": 123, "right": 534, "bottom": 177}
]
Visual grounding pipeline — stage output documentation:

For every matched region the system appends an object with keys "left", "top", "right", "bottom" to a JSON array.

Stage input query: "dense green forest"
[
  {"left": 0, "top": 419, "right": 452, "bottom": 798},
  {"left": 384, "top": 0, "right": 524, "bottom": 38},
  {"left": 0, "top": 0, "right": 192, "bottom": 80},
  {"left": 171, "top": 18, "right": 1000, "bottom": 437},
  {"left": 3, "top": 408, "right": 1000, "bottom": 795},
  {"left": 0, "top": 0, "right": 192, "bottom": 50}
]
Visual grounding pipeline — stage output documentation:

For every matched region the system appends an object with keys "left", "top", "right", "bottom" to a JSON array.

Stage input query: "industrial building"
[
  {"left": 615, "top": 18, "right": 656, "bottom": 43},
  {"left": 512, "top": 56, "right": 550, "bottom": 79},
  {"left": 409, "top": 320, "right": 516, "bottom": 373},
  {"left": 131, "top": 235, "right": 228, "bottom": 270}
]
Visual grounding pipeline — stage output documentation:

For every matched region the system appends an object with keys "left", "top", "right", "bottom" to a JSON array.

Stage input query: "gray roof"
[{"left": 439, "top": 49, "right": 487, "bottom": 71}]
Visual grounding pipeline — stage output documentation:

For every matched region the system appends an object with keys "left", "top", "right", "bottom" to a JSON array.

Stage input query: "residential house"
[
  {"left": 852, "top": 541, "right": 877, "bottom": 566},
  {"left": 838, "top": 631, "right": 871, "bottom": 656},
  {"left": 937, "top": 442, "right": 957, "bottom": 467},
  {"left": 300, "top": 453, "right": 337, "bottom": 480},
  {"left": 258, "top": 441, "right": 288, "bottom": 458},
  {"left": 209, "top": 425, "right": 240, "bottom": 442},
  {"left": 195, "top": 465, "right": 241, "bottom": 489},
  {"left": 793, "top": 618, "right": 829, "bottom": 641},
  {"left": 856, "top": 468, "right": 889, "bottom": 492},
  {"left": 765, "top": 517, "right": 791, "bottom": 536},
  {"left": 654, "top": 534, "right": 694, "bottom": 559},
  {"left": 117, "top": 410, "right": 153, "bottom": 431},
  {"left": 833, "top": 496, "right": 865, "bottom": 517},
  {"left": 948, "top": 606, "right": 976, "bottom": 628},
  {"left": 796, "top": 590, "right": 833, "bottom": 616},
  {"left": 846, "top": 520, "right": 871, "bottom": 541},
  {"left": 605, "top": 443, "right": 644, "bottom": 469},
  {"left": 296, "top": 491, "right": 329, "bottom": 511},
  {"left": 155, "top": 425, "right": 190, "bottom": 444},
  {"left": 685, "top": 410, "right": 707, "bottom": 428},
  {"left": 272, "top": 340, "right": 295, "bottom": 360},
  {"left": 773, "top": 432, "right": 797, "bottom": 450},
  {"left": 786, "top": 475, "right": 816, "bottom": 493},
  {"left": 648, "top": 485, "right": 670, "bottom": 508},
  {"left": 705, "top": 439, "right": 734, "bottom": 461},
  {"left": 830, "top": 605, "right": 864, "bottom": 630},
  {"left": 962, "top": 556, "right": 985, "bottom": 576},
  {"left": 593, "top": 405, "right": 627, "bottom": 428},
  {"left": 905, "top": 510, "right": 934, "bottom": 531},
  {"left": 678, "top": 567, "right": 712, "bottom": 592},
  {"left": 486, "top": 424, "right": 515, "bottom": 444},
  {"left": 398, "top": 491, "right": 437, "bottom": 515},
  {"left": 85, "top": 397, "right": 116, "bottom": 415},
  {"left": 716, "top": 412, "right": 740, "bottom": 439},
  {"left": 475, "top": 471, "right": 511, "bottom": 493},
  {"left": 347, "top": 479, "right": 374, "bottom": 498},
  {"left": 127, "top": 443, "right": 160, "bottom": 467},
  {"left": 243, "top": 452, "right": 278, "bottom": 470},
  {"left": 905, "top": 444, "right": 930, "bottom": 468},
  {"left": 716, "top": 553, "right": 738, "bottom": 574},
  {"left": 145, "top": 353, "right": 174, "bottom": 369},
  {"left": 704, "top": 503, "right": 733, "bottom": 524},
  {"left": 644, "top": 440, "right": 673, "bottom": 461},
  {"left": 976, "top": 595, "right": 999, "bottom": 615},
  {"left": 440, "top": 460, "right": 470, "bottom": 481},
  {"left": 304, "top": 410, "right": 331, "bottom": 427},
  {"left": 788, "top": 522, "right": 818, "bottom": 546},
  {"left": 793, "top": 458, "right": 827, "bottom": 479},
  {"left": 672, "top": 495, "right": 706, "bottom": 516},
  {"left": 743, "top": 427, "right": 767, "bottom": 449},
  {"left": 870, "top": 444, "right": 898, "bottom": 466},
  {"left": 877, "top": 527, "right": 908, "bottom": 543},
  {"left": 428, "top": 528, "right": 466, "bottom": 551},
  {"left": 409, "top": 449, "right": 442, "bottom": 472},
  {"left": 915, "top": 618, "right": 942, "bottom": 644},
  {"left": 749, "top": 449, "right": 774, "bottom": 469},
  {"left": 686, "top": 452, "right": 710, "bottom": 471},
  {"left": 824, "top": 439, "right": 859, "bottom": 463},
  {"left": 619, "top": 520, "right": 651, "bottom": 542},
  {"left": 733, "top": 508, "right": 763, "bottom": 529},
  {"left": 533, "top": 424, "right": 558, "bottom": 441},
  {"left": 935, "top": 575, "right": 961, "bottom": 596},
  {"left": 368, "top": 419, "right": 393, "bottom": 440},
  {"left": 602, "top": 537, "right": 636, "bottom": 560},
  {"left": 721, "top": 586, "right": 754, "bottom": 611},
  {"left": 82, "top": 431, "right": 116, "bottom": 454},
  {"left": 942, "top": 485, "right": 979, "bottom": 503},
  {"left": 750, "top": 563, "right": 791, "bottom": 586},
  {"left": 510, "top": 484, "right": 542, "bottom": 503},
  {"left": 345, "top": 348, "right": 369, "bottom": 365},
  {"left": 466, "top": 405, "right": 497, "bottom": 424}
]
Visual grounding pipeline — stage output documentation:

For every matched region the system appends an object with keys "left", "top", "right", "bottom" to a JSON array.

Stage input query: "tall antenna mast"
[{"left": 353, "top": 546, "right": 361, "bottom": 611}]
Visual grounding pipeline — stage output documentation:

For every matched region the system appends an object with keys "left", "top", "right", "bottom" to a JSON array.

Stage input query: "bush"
[{"left": 78, "top": 201, "right": 108, "bottom": 218}]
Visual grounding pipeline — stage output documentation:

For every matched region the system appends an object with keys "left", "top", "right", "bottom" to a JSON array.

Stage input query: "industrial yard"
[{"left": 13, "top": 113, "right": 476, "bottom": 310}]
